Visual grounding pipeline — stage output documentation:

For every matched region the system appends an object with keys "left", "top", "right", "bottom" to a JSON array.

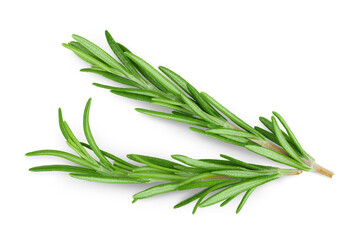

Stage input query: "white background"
[{"left": 1, "top": 1, "right": 359, "bottom": 239}]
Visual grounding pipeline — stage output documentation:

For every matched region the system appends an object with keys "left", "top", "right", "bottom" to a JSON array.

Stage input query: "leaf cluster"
[
  {"left": 27, "top": 99, "right": 299, "bottom": 213},
  {"left": 63, "top": 31, "right": 320, "bottom": 173}
]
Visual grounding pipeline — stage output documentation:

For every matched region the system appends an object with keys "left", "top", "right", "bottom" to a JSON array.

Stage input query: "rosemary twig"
[
  {"left": 63, "top": 31, "right": 334, "bottom": 177},
  {"left": 27, "top": 99, "right": 301, "bottom": 214}
]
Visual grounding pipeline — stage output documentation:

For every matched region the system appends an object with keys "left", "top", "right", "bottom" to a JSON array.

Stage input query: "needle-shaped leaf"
[
  {"left": 81, "top": 142, "right": 137, "bottom": 170},
  {"left": 174, "top": 188, "right": 209, "bottom": 209},
  {"left": 111, "top": 90, "right": 153, "bottom": 102},
  {"left": 254, "top": 126, "right": 281, "bottom": 146},
  {"left": 220, "top": 195, "right": 237, "bottom": 207},
  {"left": 199, "top": 175, "right": 278, "bottom": 207},
  {"left": 29, "top": 165, "right": 97, "bottom": 174},
  {"left": 124, "top": 52, "right": 182, "bottom": 96},
  {"left": 133, "top": 182, "right": 180, "bottom": 199},
  {"left": 83, "top": 99, "right": 113, "bottom": 169},
  {"left": 236, "top": 188, "right": 256, "bottom": 214},
  {"left": 68, "top": 41, "right": 100, "bottom": 60},
  {"left": 128, "top": 154, "right": 183, "bottom": 173},
  {"left": 150, "top": 101, "right": 193, "bottom": 115},
  {"left": 245, "top": 145, "right": 311, "bottom": 170},
  {"left": 180, "top": 94, "right": 226, "bottom": 127},
  {"left": 193, "top": 180, "right": 239, "bottom": 213},
  {"left": 177, "top": 179, "right": 228, "bottom": 190},
  {"left": 172, "top": 155, "right": 244, "bottom": 170},
  {"left": 128, "top": 154, "right": 186, "bottom": 170},
  {"left": 128, "top": 172, "right": 186, "bottom": 181},
  {"left": 178, "top": 172, "right": 216, "bottom": 186},
  {"left": 26, "top": 150, "right": 99, "bottom": 169},
  {"left": 132, "top": 166, "right": 169, "bottom": 173},
  {"left": 189, "top": 127, "right": 250, "bottom": 147},
  {"left": 81, "top": 68, "right": 140, "bottom": 87},
  {"left": 273, "top": 112, "right": 312, "bottom": 160},
  {"left": 206, "top": 128, "right": 260, "bottom": 139},
  {"left": 259, "top": 116, "right": 292, "bottom": 143},
  {"left": 105, "top": 30, "right": 142, "bottom": 79},
  {"left": 63, "top": 43, "right": 125, "bottom": 77},
  {"left": 186, "top": 83, "right": 225, "bottom": 120},
  {"left": 220, "top": 154, "right": 277, "bottom": 170},
  {"left": 212, "top": 169, "right": 275, "bottom": 178},
  {"left": 158, "top": 66, "right": 191, "bottom": 95},
  {"left": 201, "top": 92, "right": 264, "bottom": 139},
  {"left": 72, "top": 34, "right": 129, "bottom": 77},
  {"left": 272, "top": 116, "right": 303, "bottom": 163},
  {"left": 70, "top": 173, "right": 147, "bottom": 184},
  {"left": 135, "top": 108, "right": 210, "bottom": 128}
]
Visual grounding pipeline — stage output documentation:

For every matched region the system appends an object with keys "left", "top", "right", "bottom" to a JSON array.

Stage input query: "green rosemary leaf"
[
  {"left": 70, "top": 173, "right": 147, "bottom": 184},
  {"left": 193, "top": 180, "right": 239, "bottom": 213},
  {"left": 130, "top": 60, "right": 168, "bottom": 92},
  {"left": 206, "top": 128, "right": 260, "bottom": 140},
  {"left": 200, "top": 159, "right": 245, "bottom": 167},
  {"left": 177, "top": 179, "right": 228, "bottom": 190},
  {"left": 173, "top": 164, "right": 208, "bottom": 173},
  {"left": 112, "top": 165, "right": 131, "bottom": 175},
  {"left": 81, "top": 68, "right": 139, "bottom": 87},
  {"left": 26, "top": 150, "right": 99, "bottom": 169},
  {"left": 220, "top": 154, "right": 277, "bottom": 170},
  {"left": 186, "top": 83, "right": 225, "bottom": 120},
  {"left": 81, "top": 142, "right": 137, "bottom": 170},
  {"left": 128, "top": 154, "right": 183, "bottom": 173},
  {"left": 220, "top": 195, "right": 237, "bottom": 207},
  {"left": 201, "top": 92, "right": 264, "bottom": 138},
  {"left": 63, "top": 43, "right": 124, "bottom": 77},
  {"left": 212, "top": 169, "right": 275, "bottom": 178},
  {"left": 199, "top": 175, "right": 278, "bottom": 208},
  {"left": 135, "top": 108, "right": 210, "bottom": 128},
  {"left": 110, "top": 89, "right": 163, "bottom": 98},
  {"left": 236, "top": 188, "right": 256, "bottom": 214},
  {"left": 245, "top": 145, "right": 311, "bottom": 170},
  {"left": 132, "top": 166, "right": 169, "bottom": 173},
  {"left": 259, "top": 116, "right": 292, "bottom": 142},
  {"left": 117, "top": 42, "right": 131, "bottom": 53},
  {"left": 61, "top": 121, "right": 97, "bottom": 165},
  {"left": 216, "top": 134, "right": 250, "bottom": 144},
  {"left": 105, "top": 30, "right": 142, "bottom": 79},
  {"left": 158, "top": 66, "right": 191, "bottom": 95},
  {"left": 150, "top": 97, "right": 186, "bottom": 107},
  {"left": 174, "top": 188, "right": 209, "bottom": 209},
  {"left": 83, "top": 99, "right": 113, "bottom": 169},
  {"left": 150, "top": 101, "right": 193, "bottom": 115},
  {"left": 72, "top": 34, "right": 129, "bottom": 77},
  {"left": 111, "top": 90, "right": 153, "bottom": 102},
  {"left": 180, "top": 95, "right": 226, "bottom": 126},
  {"left": 29, "top": 165, "right": 97, "bottom": 174},
  {"left": 189, "top": 127, "right": 249, "bottom": 147},
  {"left": 133, "top": 182, "right": 180, "bottom": 199},
  {"left": 254, "top": 126, "right": 281, "bottom": 146},
  {"left": 58, "top": 108, "right": 69, "bottom": 140},
  {"left": 178, "top": 172, "right": 216, "bottom": 186},
  {"left": 69, "top": 41, "right": 100, "bottom": 60},
  {"left": 272, "top": 112, "right": 312, "bottom": 160},
  {"left": 128, "top": 154, "right": 185, "bottom": 170},
  {"left": 124, "top": 52, "right": 182, "bottom": 96},
  {"left": 172, "top": 111, "right": 194, "bottom": 117},
  {"left": 172, "top": 155, "right": 243, "bottom": 170},
  {"left": 271, "top": 116, "right": 303, "bottom": 163},
  {"left": 128, "top": 172, "right": 186, "bottom": 181}
]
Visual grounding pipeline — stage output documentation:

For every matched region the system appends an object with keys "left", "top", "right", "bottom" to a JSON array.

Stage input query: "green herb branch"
[
  {"left": 62, "top": 31, "right": 333, "bottom": 177},
  {"left": 27, "top": 99, "right": 301, "bottom": 214}
]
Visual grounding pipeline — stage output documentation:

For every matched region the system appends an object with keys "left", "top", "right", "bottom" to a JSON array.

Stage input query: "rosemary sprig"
[
  {"left": 63, "top": 31, "right": 334, "bottom": 177},
  {"left": 27, "top": 99, "right": 301, "bottom": 214}
]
